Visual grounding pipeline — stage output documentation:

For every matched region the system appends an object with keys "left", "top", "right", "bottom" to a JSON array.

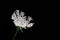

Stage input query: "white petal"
[
  {"left": 20, "top": 11, "right": 25, "bottom": 16},
  {"left": 13, "top": 20, "right": 19, "bottom": 26},
  {"left": 28, "top": 16, "right": 33, "bottom": 21},
  {"left": 22, "top": 16, "right": 26, "bottom": 20},
  {"left": 16, "top": 10, "right": 20, "bottom": 16},
  {"left": 27, "top": 23, "right": 34, "bottom": 27},
  {"left": 12, "top": 13, "right": 17, "bottom": 20}
]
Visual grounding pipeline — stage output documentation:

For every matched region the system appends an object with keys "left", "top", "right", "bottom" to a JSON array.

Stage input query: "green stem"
[
  {"left": 20, "top": 27, "right": 23, "bottom": 33},
  {"left": 12, "top": 27, "right": 20, "bottom": 40}
]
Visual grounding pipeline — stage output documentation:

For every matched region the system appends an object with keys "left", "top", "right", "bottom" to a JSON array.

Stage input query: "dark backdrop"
[{"left": 0, "top": 2, "right": 51, "bottom": 40}]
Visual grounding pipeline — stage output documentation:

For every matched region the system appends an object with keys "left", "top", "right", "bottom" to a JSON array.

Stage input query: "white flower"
[{"left": 11, "top": 10, "right": 34, "bottom": 29}]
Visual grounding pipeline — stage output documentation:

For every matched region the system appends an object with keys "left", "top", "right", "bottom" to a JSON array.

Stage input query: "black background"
[{"left": 0, "top": 1, "right": 55, "bottom": 40}]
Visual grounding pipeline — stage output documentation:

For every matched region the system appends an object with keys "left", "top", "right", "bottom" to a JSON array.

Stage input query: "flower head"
[{"left": 11, "top": 10, "right": 34, "bottom": 29}]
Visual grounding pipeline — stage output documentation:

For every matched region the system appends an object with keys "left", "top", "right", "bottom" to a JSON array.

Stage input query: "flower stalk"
[{"left": 12, "top": 27, "right": 20, "bottom": 40}]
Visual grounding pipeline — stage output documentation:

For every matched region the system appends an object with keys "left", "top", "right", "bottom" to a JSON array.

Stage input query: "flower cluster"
[{"left": 11, "top": 10, "right": 34, "bottom": 29}]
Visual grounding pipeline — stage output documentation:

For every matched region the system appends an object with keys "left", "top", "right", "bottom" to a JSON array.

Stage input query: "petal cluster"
[{"left": 11, "top": 10, "right": 34, "bottom": 29}]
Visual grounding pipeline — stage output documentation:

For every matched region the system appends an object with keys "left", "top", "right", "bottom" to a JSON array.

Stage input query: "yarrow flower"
[
  {"left": 11, "top": 10, "right": 34, "bottom": 40},
  {"left": 11, "top": 10, "right": 34, "bottom": 29}
]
